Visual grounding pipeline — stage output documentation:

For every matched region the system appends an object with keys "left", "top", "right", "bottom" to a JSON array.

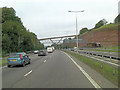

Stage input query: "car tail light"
[{"left": 20, "top": 54, "right": 22, "bottom": 59}]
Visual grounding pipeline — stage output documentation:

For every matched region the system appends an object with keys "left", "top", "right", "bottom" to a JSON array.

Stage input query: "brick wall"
[{"left": 63, "top": 25, "right": 119, "bottom": 48}]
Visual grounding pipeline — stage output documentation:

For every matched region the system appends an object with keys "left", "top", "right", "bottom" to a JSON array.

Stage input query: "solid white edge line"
[
  {"left": 24, "top": 70, "right": 32, "bottom": 77},
  {"left": 63, "top": 51, "right": 101, "bottom": 88}
]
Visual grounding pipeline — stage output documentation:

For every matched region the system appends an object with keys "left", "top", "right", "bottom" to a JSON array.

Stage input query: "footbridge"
[{"left": 39, "top": 35, "right": 76, "bottom": 45}]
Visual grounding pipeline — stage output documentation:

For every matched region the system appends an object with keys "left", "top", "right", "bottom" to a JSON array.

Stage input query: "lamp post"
[{"left": 68, "top": 10, "right": 84, "bottom": 52}]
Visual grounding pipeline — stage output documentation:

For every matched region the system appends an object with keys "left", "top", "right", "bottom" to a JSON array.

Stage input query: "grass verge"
[
  {"left": 64, "top": 50, "right": 119, "bottom": 86},
  {"left": 79, "top": 23, "right": 119, "bottom": 37},
  {"left": 0, "top": 59, "right": 7, "bottom": 67}
]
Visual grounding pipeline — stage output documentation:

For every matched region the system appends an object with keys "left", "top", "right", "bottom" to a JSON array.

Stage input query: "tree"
[
  {"left": 20, "top": 35, "right": 34, "bottom": 51},
  {"left": 94, "top": 19, "right": 108, "bottom": 29},
  {"left": 114, "top": 14, "right": 120, "bottom": 23},
  {"left": 2, "top": 34, "right": 11, "bottom": 53},
  {"left": 2, "top": 7, "right": 44, "bottom": 53},
  {"left": 79, "top": 27, "right": 88, "bottom": 34},
  {"left": 2, "top": 7, "right": 16, "bottom": 23}
]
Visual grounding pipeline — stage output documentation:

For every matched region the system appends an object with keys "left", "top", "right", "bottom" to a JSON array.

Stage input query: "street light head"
[
  {"left": 68, "top": 10, "right": 85, "bottom": 13},
  {"left": 81, "top": 10, "right": 84, "bottom": 12}
]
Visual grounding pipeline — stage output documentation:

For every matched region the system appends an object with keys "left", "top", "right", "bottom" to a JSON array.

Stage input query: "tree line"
[
  {"left": 79, "top": 14, "right": 120, "bottom": 35},
  {"left": 2, "top": 7, "right": 44, "bottom": 54}
]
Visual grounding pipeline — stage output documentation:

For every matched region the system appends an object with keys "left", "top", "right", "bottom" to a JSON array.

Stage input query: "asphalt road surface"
[{"left": 2, "top": 50, "right": 96, "bottom": 88}]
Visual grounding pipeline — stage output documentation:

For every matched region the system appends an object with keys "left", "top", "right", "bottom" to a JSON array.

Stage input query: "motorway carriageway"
[{"left": 2, "top": 50, "right": 117, "bottom": 88}]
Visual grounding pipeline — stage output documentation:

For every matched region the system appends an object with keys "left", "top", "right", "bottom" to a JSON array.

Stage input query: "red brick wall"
[
  {"left": 80, "top": 29, "right": 118, "bottom": 47},
  {"left": 63, "top": 26, "right": 119, "bottom": 48}
]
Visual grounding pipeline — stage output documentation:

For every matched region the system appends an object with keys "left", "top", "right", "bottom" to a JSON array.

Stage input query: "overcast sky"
[{"left": 0, "top": 0, "right": 119, "bottom": 40}]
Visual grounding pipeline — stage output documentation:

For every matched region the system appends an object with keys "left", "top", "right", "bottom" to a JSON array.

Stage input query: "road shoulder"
[{"left": 63, "top": 51, "right": 118, "bottom": 88}]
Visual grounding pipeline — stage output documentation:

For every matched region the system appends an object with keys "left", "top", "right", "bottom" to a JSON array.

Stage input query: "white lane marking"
[
  {"left": 24, "top": 70, "right": 32, "bottom": 77},
  {"left": 44, "top": 60, "right": 46, "bottom": 62},
  {"left": 63, "top": 52, "right": 101, "bottom": 88}
]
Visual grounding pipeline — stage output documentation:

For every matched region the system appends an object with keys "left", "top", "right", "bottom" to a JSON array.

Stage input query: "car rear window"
[
  {"left": 40, "top": 51, "right": 44, "bottom": 52},
  {"left": 9, "top": 54, "right": 20, "bottom": 58}
]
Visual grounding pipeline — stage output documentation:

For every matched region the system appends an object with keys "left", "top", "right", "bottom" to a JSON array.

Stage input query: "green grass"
[
  {"left": 64, "top": 51, "right": 119, "bottom": 86},
  {"left": 78, "top": 31, "right": 89, "bottom": 37},
  {"left": 97, "top": 46, "right": 120, "bottom": 50},
  {"left": 1, "top": 51, "right": 8, "bottom": 66},
  {"left": 0, "top": 58, "right": 7, "bottom": 67},
  {"left": 92, "top": 23, "right": 118, "bottom": 32},
  {"left": 79, "top": 23, "right": 119, "bottom": 37}
]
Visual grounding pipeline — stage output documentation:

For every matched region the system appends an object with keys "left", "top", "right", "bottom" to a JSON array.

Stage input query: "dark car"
[
  {"left": 7, "top": 52, "right": 31, "bottom": 67},
  {"left": 38, "top": 50, "right": 46, "bottom": 56},
  {"left": 70, "top": 48, "right": 74, "bottom": 51}
]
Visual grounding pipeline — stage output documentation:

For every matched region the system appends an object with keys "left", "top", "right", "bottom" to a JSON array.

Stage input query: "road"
[{"left": 2, "top": 50, "right": 96, "bottom": 88}]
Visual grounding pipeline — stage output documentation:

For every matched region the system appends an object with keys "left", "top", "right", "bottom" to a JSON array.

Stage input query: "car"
[
  {"left": 26, "top": 51, "right": 32, "bottom": 54},
  {"left": 38, "top": 50, "right": 46, "bottom": 56},
  {"left": 70, "top": 48, "right": 74, "bottom": 51},
  {"left": 7, "top": 52, "right": 31, "bottom": 67},
  {"left": 47, "top": 47, "right": 53, "bottom": 53},
  {"left": 34, "top": 50, "right": 39, "bottom": 54}
]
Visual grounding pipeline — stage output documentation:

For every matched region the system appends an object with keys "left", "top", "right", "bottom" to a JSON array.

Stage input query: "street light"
[
  {"left": 68, "top": 10, "right": 84, "bottom": 13},
  {"left": 68, "top": 10, "right": 84, "bottom": 52}
]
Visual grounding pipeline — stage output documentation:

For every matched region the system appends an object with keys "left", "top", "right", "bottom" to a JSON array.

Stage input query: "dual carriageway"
[{"left": 1, "top": 35, "right": 120, "bottom": 89}]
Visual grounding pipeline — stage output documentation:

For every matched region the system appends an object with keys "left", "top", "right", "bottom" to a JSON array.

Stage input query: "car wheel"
[
  {"left": 7, "top": 65, "right": 11, "bottom": 68},
  {"left": 22, "top": 62, "right": 25, "bottom": 67},
  {"left": 28, "top": 60, "right": 30, "bottom": 64}
]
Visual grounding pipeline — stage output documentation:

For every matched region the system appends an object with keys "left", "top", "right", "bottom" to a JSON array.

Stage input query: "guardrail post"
[
  {"left": 102, "top": 55, "right": 104, "bottom": 60},
  {"left": 110, "top": 56, "right": 112, "bottom": 62}
]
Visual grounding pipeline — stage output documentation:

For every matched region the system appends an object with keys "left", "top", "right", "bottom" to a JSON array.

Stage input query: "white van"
[
  {"left": 52, "top": 46, "right": 55, "bottom": 51},
  {"left": 47, "top": 47, "right": 53, "bottom": 53}
]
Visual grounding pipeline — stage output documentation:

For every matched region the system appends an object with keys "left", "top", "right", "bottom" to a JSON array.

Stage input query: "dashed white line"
[
  {"left": 24, "top": 70, "right": 32, "bottom": 77},
  {"left": 63, "top": 51, "right": 101, "bottom": 88},
  {"left": 44, "top": 60, "right": 46, "bottom": 62}
]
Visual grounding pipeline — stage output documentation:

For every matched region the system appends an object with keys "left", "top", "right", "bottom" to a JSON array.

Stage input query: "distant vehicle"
[
  {"left": 52, "top": 46, "right": 55, "bottom": 51},
  {"left": 79, "top": 48, "right": 83, "bottom": 50},
  {"left": 70, "top": 48, "right": 74, "bottom": 51},
  {"left": 74, "top": 47, "right": 78, "bottom": 52},
  {"left": 47, "top": 47, "right": 53, "bottom": 53},
  {"left": 26, "top": 51, "right": 32, "bottom": 54},
  {"left": 7, "top": 52, "right": 31, "bottom": 67},
  {"left": 34, "top": 50, "right": 39, "bottom": 54},
  {"left": 38, "top": 50, "right": 46, "bottom": 56},
  {"left": 87, "top": 43, "right": 101, "bottom": 48}
]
